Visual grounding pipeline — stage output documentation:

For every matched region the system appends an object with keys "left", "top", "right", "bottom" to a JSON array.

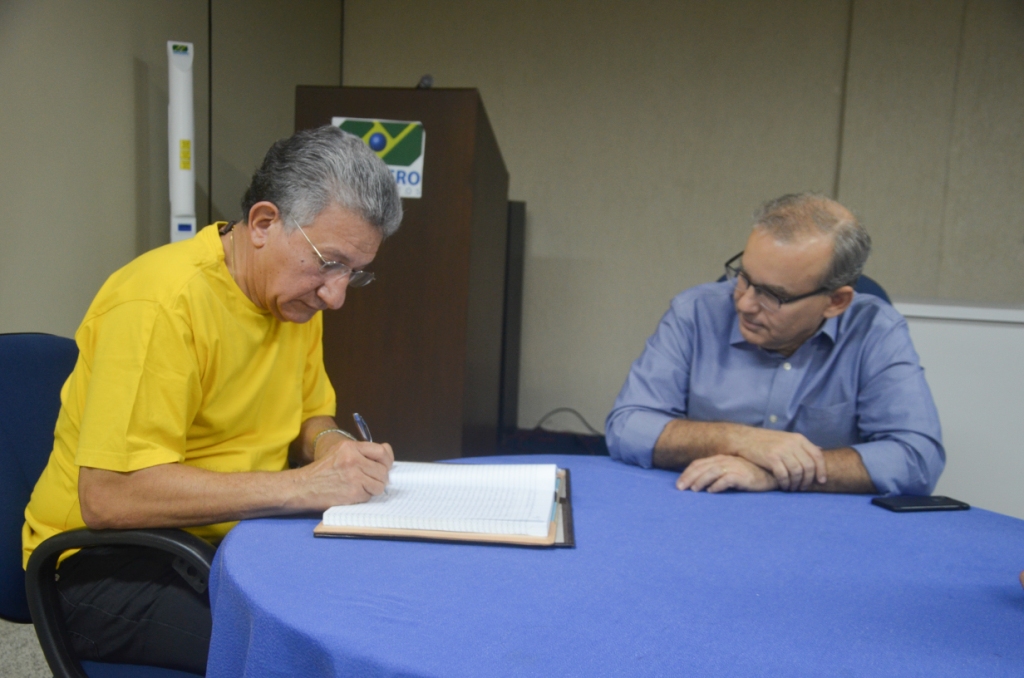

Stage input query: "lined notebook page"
[{"left": 322, "top": 462, "right": 557, "bottom": 537}]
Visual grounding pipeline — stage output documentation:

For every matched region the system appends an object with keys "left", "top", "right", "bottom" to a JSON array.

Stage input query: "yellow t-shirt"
[{"left": 22, "top": 224, "right": 336, "bottom": 567}]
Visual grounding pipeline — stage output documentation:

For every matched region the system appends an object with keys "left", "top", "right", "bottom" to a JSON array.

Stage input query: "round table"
[{"left": 206, "top": 455, "right": 1024, "bottom": 677}]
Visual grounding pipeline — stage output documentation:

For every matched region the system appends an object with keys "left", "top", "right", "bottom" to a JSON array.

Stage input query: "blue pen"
[
  {"left": 353, "top": 413, "right": 388, "bottom": 495},
  {"left": 353, "top": 412, "right": 372, "bottom": 442}
]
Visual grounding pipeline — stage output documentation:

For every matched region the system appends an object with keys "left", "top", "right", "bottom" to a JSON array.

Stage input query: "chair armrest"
[{"left": 25, "top": 528, "right": 216, "bottom": 678}]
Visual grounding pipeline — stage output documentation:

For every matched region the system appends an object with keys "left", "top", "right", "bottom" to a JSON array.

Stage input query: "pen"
[
  {"left": 353, "top": 412, "right": 372, "bottom": 442},
  {"left": 353, "top": 413, "right": 388, "bottom": 495}
]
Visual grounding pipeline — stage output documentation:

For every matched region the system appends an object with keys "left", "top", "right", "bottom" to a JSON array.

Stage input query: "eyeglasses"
[
  {"left": 296, "top": 224, "right": 375, "bottom": 288},
  {"left": 724, "top": 252, "right": 830, "bottom": 311}
]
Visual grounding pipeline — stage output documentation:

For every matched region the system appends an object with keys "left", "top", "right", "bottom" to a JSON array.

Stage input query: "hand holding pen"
[
  {"left": 354, "top": 413, "right": 390, "bottom": 496},
  {"left": 301, "top": 414, "right": 393, "bottom": 506},
  {"left": 353, "top": 413, "right": 373, "bottom": 443}
]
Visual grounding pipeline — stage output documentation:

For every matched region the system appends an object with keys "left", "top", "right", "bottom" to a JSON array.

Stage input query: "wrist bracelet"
[{"left": 312, "top": 427, "right": 357, "bottom": 455}]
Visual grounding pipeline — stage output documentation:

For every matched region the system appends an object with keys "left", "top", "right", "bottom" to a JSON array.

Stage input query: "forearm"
[
  {"left": 289, "top": 415, "right": 344, "bottom": 466},
  {"left": 852, "top": 438, "right": 943, "bottom": 495},
  {"left": 79, "top": 463, "right": 311, "bottom": 530},
  {"left": 815, "top": 448, "right": 877, "bottom": 494},
  {"left": 655, "top": 419, "right": 872, "bottom": 493},
  {"left": 81, "top": 429, "right": 394, "bottom": 530},
  {"left": 652, "top": 419, "right": 749, "bottom": 469}
]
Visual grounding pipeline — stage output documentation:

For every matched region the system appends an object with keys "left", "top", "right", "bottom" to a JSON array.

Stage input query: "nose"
[
  {"left": 733, "top": 282, "right": 761, "bottom": 315},
  {"left": 317, "top": 276, "right": 349, "bottom": 310}
]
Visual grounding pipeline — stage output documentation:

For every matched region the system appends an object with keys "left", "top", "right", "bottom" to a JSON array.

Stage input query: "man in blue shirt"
[{"left": 606, "top": 193, "right": 943, "bottom": 495}]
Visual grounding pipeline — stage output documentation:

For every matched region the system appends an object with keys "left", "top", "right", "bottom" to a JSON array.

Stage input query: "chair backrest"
[
  {"left": 853, "top": 275, "right": 891, "bottom": 304},
  {"left": 0, "top": 333, "right": 77, "bottom": 623}
]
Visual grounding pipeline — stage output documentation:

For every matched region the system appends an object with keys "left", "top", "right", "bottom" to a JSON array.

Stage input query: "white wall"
[
  {"left": 0, "top": 0, "right": 209, "bottom": 339},
  {"left": 344, "top": 0, "right": 852, "bottom": 433},
  {"left": 896, "top": 302, "right": 1024, "bottom": 518},
  {"left": 4, "top": 3, "right": 1020, "bottom": 514},
  {"left": 0, "top": 0, "right": 340, "bottom": 339},
  {"left": 342, "top": 0, "right": 1024, "bottom": 435}
]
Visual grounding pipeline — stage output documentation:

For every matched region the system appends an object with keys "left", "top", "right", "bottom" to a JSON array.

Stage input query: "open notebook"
[{"left": 314, "top": 462, "right": 574, "bottom": 547}]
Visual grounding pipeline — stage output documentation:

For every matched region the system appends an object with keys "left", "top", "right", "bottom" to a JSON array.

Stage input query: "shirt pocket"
[{"left": 792, "top": 400, "right": 860, "bottom": 450}]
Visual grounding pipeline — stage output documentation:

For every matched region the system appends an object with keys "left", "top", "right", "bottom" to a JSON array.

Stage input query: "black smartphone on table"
[{"left": 871, "top": 496, "right": 970, "bottom": 512}]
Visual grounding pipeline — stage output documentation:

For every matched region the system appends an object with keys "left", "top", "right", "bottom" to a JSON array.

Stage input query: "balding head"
[{"left": 752, "top": 193, "right": 871, "bottom": 291}]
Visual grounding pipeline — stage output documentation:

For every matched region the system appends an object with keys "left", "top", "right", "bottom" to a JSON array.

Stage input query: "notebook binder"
[{"left": 314, "top": 467, "right": 575, "bottom": 548}]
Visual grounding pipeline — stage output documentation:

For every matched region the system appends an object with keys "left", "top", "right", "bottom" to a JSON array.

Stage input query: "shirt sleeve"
[
  {"left": 851, "top": 316, "right": 945, "bottom": 495},
  {"left": 76, "top": 300, "right": 202, "bottom": 472},
  {"left": 300, "top": 313, "right": 337, "bottom": 421},
  {"left": 605, "top": 299, "right": 695, "bottom": 468}
]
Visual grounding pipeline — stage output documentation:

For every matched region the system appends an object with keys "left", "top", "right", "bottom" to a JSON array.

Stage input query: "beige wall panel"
[
  {"left": 936, "top": 0, "right": 1024, "bottom": 303},
  {"left": 210, "top": 0, "right": 341, "bottom": 223},
  {"left": 344, "top": 0, "right": 849, "bottom": 431},
  {"left": 0, "top": 0, "right": 208, "bottom": 338},
  {"left": 836, "top": 0, "right": 965, "bottom": 298}
]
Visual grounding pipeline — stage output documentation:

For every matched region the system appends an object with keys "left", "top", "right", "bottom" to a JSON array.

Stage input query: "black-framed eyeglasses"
[
  {"left": 724, "top": 252, "right": 830, "bottom": 311},
  {"left": 296, "top": 224, "right": 375, "bottom": 288}
]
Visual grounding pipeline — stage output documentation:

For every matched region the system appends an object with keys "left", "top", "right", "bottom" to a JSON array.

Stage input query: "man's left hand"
[{"left": 676, "top": 454, "right": 780, "bottom": 493}]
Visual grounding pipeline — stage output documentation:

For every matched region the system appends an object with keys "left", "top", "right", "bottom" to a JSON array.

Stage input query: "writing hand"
[
  {"left": 294, "top": 439, "right": 394, "bottom": 508},
  {"left": 676, "top": 454, "right": 779, "bottom": 493}
]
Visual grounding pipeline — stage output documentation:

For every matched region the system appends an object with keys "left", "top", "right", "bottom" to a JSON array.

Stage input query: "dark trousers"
[{"left": 56, "top": 545, "right": 211, "bottom": 675}]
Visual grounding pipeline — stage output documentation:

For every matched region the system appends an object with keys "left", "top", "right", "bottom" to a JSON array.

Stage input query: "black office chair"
[{"left": 0, "top": 333, "right": 213, "bottom": 678}]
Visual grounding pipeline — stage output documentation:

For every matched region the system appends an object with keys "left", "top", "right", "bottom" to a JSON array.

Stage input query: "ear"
[
  {"left": 246, "top": 201, "right": 281, "bottom": 248},
  {"left": 822, "top": 285, "right": 855, "bottom": 319}
]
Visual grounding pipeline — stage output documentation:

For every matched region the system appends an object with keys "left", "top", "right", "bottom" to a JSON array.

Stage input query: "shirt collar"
[
  {"left": 729, "top": 310, "right": 840, "bottom": 348},
  {"left": 818, "top": 314, "right": 840, "bottom": 344}
]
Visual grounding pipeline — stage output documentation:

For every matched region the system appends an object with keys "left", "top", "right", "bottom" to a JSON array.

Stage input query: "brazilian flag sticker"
[{"left": 332, "top": 117, "right": 425, "bottom": 199}]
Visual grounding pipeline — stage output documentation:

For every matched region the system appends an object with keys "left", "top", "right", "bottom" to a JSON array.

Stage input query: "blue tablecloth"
[{"left": 206, "top": 455, "right": 1024, "bottom": 677}]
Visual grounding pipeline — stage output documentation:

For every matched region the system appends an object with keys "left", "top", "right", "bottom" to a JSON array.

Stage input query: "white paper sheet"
[{"left": 322, "top": 462, "right": 557, "bottom": 537}]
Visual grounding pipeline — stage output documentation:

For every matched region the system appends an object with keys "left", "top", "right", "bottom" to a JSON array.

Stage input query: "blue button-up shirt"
[{"left": 605, "top": 281, "right": 944, "bottom": 495}]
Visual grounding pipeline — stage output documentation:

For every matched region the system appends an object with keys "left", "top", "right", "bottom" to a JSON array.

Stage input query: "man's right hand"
[
  {"left": 291, "top": 439, "right": 394, "bottom": 508},
  {"left": 676, "top": 454, "right": 780, "bottom": 493},
  {"left": 725, "top": 426, "right": 826, "bottom": 491},
  {"left": 79, "top": 439, "right": 395, "bottom": 531}
]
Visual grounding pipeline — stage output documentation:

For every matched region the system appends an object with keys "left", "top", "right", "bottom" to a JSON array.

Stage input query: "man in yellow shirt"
[{"left": 22, "top": 125, "right": 401, "bottom": 673}]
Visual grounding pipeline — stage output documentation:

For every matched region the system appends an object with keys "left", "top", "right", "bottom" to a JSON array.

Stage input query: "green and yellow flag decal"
[{"left": 333, "top": 117, "right": 425, "bottom": 198}]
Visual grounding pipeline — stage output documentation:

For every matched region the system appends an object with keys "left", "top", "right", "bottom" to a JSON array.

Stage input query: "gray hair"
[
  {"left": 752, "top": 192, "right": 871, "bottom": 290},
  {"left": 242, "top": 125, "right": 402, "bottom": 237}
]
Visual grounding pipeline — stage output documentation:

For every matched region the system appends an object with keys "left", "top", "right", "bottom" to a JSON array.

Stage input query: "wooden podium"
[{"left": 295, "top": 87, "right": 514, "bottom": 461}]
